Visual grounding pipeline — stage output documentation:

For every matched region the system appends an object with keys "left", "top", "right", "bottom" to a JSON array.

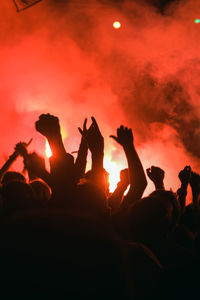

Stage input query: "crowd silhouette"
[{"left": 0, "top": 113, "right": 199, "bottom": 299}]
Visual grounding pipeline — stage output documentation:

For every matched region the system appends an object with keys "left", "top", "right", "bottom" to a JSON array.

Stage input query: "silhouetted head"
[
  {"left": 75, "top": 182, "right": 110, "bottom": 219},
  {"left": 128, "top": 190, "right": 180, "bottom": 246},
  {"left": 85, "top": 168, "right": 110, "bottom": 195},
  {"left": 2, "top": 181, "right": 36, "bottom": 212},
  {"left": 1, "top": 171, "right": 26, "bottom": 185},
  {"left": 30, "top": 179, "right": 51, "bottom": 206}
]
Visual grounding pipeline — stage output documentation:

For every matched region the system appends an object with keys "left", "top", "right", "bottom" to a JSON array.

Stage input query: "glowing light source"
[
  {"left": 104, "top": 158, "right": 120, "bottom": 192},
  {"left": 61, "top": 127, "right": 67, "bottom": 140},
  {"left": 194, "top": 19, "right": 200, "bottom": 24},
  {"left": 45, "top": 127, "right": 66, "bottom": 159},
  {"left": 104, "top": 155, "right": 126, "bottom": 192},
  {"left": 113, "top": 21, "right": 121, "bottom": 29},
  {"left": 45, "top": 140, "right": 52, "bottom": 158}
]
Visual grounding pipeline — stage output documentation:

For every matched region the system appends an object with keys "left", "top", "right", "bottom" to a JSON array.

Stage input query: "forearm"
[
  {"left": 27, "top": 166, "right": 51, "bottom": 185},
  {"left": 23, "top": 155, "right": 35, "bottom": 181},
  {"left": 47, "top": 134, "right": 66, "bottom": 158},
  {"left": 47, "top": 135, "right": 75, "bottom": 178},
  {"left": 192, "top": 191, "right": 200, "bottom": 208},
  {"left": 0, "top": 151, "right": 19, "bottom": 180},
  {"left": 91, "top": 151, "right": 105, "bottom": 188},
  {"left": 124, "top": 145, "right": 147, "bottom": 198},
  {"left": 75, "top": 139, "right": 88, "bottom": 181},
  {"left": 177, "top": 183, "right": 188, "bottom": 211},
  {"left": 38, "top": 170, "right": 52, "bottom": 186},
  {"left": 108, "top": 183, "right": 128, "bottom": 211},
  {"left": 154, "top": 182, "right": 165, "bottom": 190}
]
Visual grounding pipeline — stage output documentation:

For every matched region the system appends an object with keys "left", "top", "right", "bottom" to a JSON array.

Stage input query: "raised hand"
[
  {"left": 0, "top": 139, "right": 32, "bottom": 181},
  {"left": 110, "top": 125, "right": 133, "bottom": 149},
  {"left": 78, "top": 117, "right": 104, "bottom": 190},
  {"left": 35, "top": 114, "right": 61, "bottom": 138},
  {"left": 176, "top": 166, "right": 191, "bottom": 211},
  {"left": 79, "top": 117, "right": 104, "bottom": 154},
  {"left": 178, "top": 166, "right": 191, "bottom": 185},
  {"left": 35, "top": 113, "right": 68, "bottom": 159},
  {"left": 15, "top": 138, "right": 33, "bottom": 158},
  {"left": 146, "top": 166, "right": 165, "bottom": 190},
  {"left": 78, "top": 118, "right": 88, "bottom": 139},
  {"left": 108, "top": 168, "right": 129, "bottom": 212},
  {"left": 110, "top": 125, "right": 147, "bottom": 207}
]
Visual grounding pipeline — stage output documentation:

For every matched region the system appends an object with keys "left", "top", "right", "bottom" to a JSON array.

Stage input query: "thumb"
[{"left": 110, "top": 135, "right": 118, "bottom": 142}]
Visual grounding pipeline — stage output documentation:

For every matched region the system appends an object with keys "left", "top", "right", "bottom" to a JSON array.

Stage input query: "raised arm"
[
  {"left": 108, "top": 168, "right": 129, "bottom": 212},
  {"left": 0, "top": 139, "right": 32, "bottom": 182},
  {"left": 177, "top": 166, "right": 191, "bottom": 212},
  {"left": 35, "top": 114, "right": 66, "bottom": 158},
  {"left": 17, "top": 145, "right": 51, "bottom": 185},
  {"left": 35, "top": 113, "right": 74, "bottom": 173},
  {"left": 0, "top": 151, "right": 19, "bottom": 182},
  {"left": 110, "top": 125, "right": 147, "bottom": 208},
  {"left": 74, "top": 118, "right": 88, "bottom": 183},
  {"left": 79, "top": 117, "right": 105, "bottom": 191},
  {"left": 35, "top": 113, "right": 76, "bottom": 203}
]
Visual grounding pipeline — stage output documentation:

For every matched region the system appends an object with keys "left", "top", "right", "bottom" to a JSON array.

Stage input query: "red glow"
[{"left": 0, "top": 1, "right": 199, "bottom": 200}]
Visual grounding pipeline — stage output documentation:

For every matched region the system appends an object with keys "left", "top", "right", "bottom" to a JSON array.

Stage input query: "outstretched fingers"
[
  {"left": 78, "top": 127, "right": 84, "bottom": 136},
  {"left": 91, "top": 116, "right": 101, "bottom": 134},
  {"left": 78, "top": 118, "right": 88, "bottom": 138},
  {"left": 83, "top": 118, "right": 87, "bottom": 132},
  {"left": 26, "top": 138, "right": 33, "bottom": 147}
]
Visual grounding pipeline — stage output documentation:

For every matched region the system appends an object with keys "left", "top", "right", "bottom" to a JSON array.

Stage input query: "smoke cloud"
[{"left": 0, "top": 0, "right": 200, "bottom": 196}]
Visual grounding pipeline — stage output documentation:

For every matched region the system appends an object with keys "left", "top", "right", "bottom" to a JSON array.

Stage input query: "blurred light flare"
[
  {"left": 45, "top": 140, "right": 52, "bottom": 158},
  {"left": 61, "top": 127, "right": 67, "bottom": 140},
  {"left": 45, "top": 127, "right": 66, "bottom": 159},
  {"left": 194, "top": 19, "right": 200, "bottom": 24},
  {"left": 104, "top": 156, "right": 125, "bottom": 192},
  {"left": 113, "top": 21, "right": 121, "bottom": 29}
]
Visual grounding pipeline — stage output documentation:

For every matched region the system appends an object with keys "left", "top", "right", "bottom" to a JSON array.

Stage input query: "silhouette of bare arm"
[
  {"left": 108, "top": 168, "right": 129, "bottom": 212},
  {"left": 74, "top": 118, "right": 88, "bottom": 182},
  {"left": 79, "top": 117, "right": 105, "bottom": 191},
  {"left": 110, "top": 126, "right": 147, "bottom": 208},
  {"left": 177, "top": 166, "right": 191, "bottom": 211}
]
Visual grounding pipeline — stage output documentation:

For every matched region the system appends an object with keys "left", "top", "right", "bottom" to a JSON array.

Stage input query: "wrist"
[
  {"left": 92, "top": 152, "right": 104, "bottom": 170},
  {"left": 117, "top": 181, "right": 129, "bottom": 190},
  {"left": 9, "top": 151, "right": 19, "bottom": 160},
  {"left": 47, "top": 132, "right": 62, "bottom": 143},
  {"left": 123, "top": 144, "right": 134, "bottom": 152},
  {"left": 92, "top": 150, "right": 104, "bottom": 159},
  {"left": 47, "top": 134, "right": 66, "bottom": 154},
  {"left": 155, "top": 183, "right": 165, "bottom": 190},
  {"left": 80, "top": 139, "right": 88, "bottom": 150},
  {"left": 181, "top": 182, "right": 189, "bottom": 190}
]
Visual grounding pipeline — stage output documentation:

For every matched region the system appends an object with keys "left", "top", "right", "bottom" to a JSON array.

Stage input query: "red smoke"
[{"left": 1, "top": 0, "right": 200, "bottom": 199}]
